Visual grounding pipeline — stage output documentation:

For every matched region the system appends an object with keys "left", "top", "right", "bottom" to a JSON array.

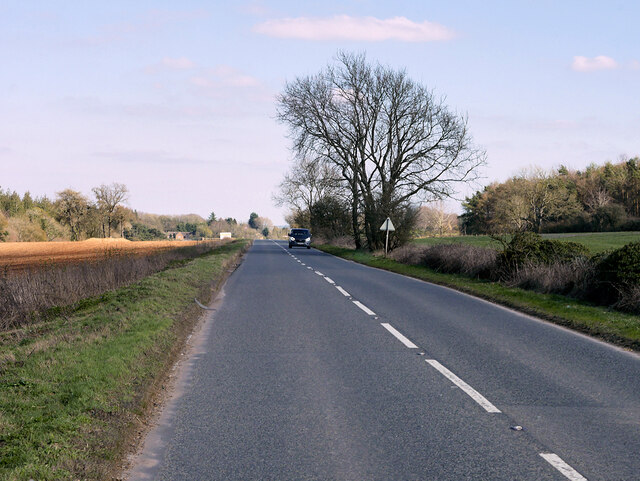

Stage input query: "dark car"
[{"left": 288, "top": 228, "right": 311, "bottom": 249}]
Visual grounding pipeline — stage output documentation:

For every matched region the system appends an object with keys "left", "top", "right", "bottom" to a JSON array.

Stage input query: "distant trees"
[
  {"left": 248, "top": 212, "right": 259, "bottom": 229},
  {"left": 415, "top": 202, "right": 459, "bottom": 237},
  {"left": 55, "top": 189, "right": 88, "bottom": 240},
  {"left": 277, "top": 52, "right": 485, "bottom": 249},
  {"left": 92, "top": 183, "right": 129, "bottom": 238},
  {"left": 0, "top": 213, "right": 8, "bottom": 241},
  {"left": 461, "top": 158, "right": 640, "bottom": 234}
]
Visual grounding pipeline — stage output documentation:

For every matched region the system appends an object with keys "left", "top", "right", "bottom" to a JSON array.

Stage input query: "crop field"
[
  {"left": 0, "top": 238, "right": 222, "bottom": 274},
  {"left": 413, "top": 231, "right": 640, "bottom": 253}
]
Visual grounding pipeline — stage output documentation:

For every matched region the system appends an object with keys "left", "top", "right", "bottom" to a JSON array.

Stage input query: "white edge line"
[
  {"left": 324, "top": 277, "right": 335, "bottom": 284},
  {"left": 335, "top": 286, "right": 350, "bottom": 297},
  {"left": 539, "top": 453, "right": 587, "bottom": 481},
  {"left": 425, "top": 359, "right": 501, "bottom": 413},
  {"left": 353, "top": 300, "right": 376, "bottom": 316},
  {"left": 380, "top": 323, "right": 418, "bottom": 348}
]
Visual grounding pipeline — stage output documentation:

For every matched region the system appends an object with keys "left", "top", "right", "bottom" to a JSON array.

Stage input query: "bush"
[
  {"left": 596, "top": 242, "right": 640, "bottom": 302},
  {"left": 389, "top": 243, "right": 498, "bottom": 278},
  {"left": 505, "top": 258, "right": 597, "bottom": 296},
  {"left": 498, "top": 232, "right": 590, "bottom": 277}
]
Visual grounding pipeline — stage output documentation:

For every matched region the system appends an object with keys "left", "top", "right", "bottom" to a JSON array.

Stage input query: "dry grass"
[
  {"left": 0, "top": 241, "right": 229, "bottom": 330},
  {"left": 615, "top": 286, "right": 640, "bottom": 314},
  {"left": 390, "top": 243, "right": 498, "bottom": 278},
  {"left": 505, "top": 258, "right": 597, "bottom": 297}
]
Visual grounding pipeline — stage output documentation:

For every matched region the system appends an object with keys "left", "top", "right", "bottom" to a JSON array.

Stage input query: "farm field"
[
  {"left": 413, "top": 231, "right": 640, "bottom": 253},
  {"left": 0, "top": 238, "right": 222, "bottom": 273}
]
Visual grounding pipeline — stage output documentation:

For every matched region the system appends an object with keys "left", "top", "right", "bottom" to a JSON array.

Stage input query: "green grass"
[
  {"left": 318, "top": 245, "right": 640, "bottom": 351},
  {"left": 0, "top": 240, "right": 249, "bottom": 481},
  {"left": 413, "top": 231, "right": 640, "bottom": 253}
]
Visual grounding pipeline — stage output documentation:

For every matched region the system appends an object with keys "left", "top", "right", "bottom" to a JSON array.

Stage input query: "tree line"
[
  {"left": 0, "top": 183, "right": 268, "bottom": 242},
  {"left": 461, "top": 158, "right": 640, "bottom": 234}
]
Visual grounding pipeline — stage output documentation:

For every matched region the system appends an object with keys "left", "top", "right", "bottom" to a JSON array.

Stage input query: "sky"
[{"left": 1, "top": 1, "right": 638, "bottom": 225}]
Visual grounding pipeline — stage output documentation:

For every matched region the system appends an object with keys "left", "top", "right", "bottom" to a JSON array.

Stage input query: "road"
[{"left": 129, "top": 240, "right": 640, "bottom": 480}]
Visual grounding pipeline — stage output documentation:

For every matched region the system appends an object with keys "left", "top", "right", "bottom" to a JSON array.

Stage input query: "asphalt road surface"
[{"left": 130, "top": 240, "right": 640, "bottom": 480}]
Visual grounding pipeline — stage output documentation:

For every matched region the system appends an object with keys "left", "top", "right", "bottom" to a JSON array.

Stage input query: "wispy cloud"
[
  {"left": 253, "top": 15, "right": 455, "bottom": 42},
  {"left": 630, "top": 60, "right": 640, "bottom": 71},
  {"left": 146, "top": 57, "right": 195, "bottom": 74},
  {"left": 78, "top": 9, "right": 208, "bottom": 46},
  {"left": 191, "top": 65, "right": 261, "bottom": 89},
  {"left": 571, "top": 55, "right": 618, "bottom": 72},
  {"left": 93, "top": 150, "right": 206, "bottom": 165}
]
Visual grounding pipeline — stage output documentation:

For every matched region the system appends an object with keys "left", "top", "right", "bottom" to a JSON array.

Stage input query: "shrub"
[
  {"left": 596, "top": 242, "right": 640, "bottom": 302},
  {"left": 505, "top": 257, "right": 597, "bottom": 296},
  {"left": 615, "top": 285, "right": 640, "bottom": 314},
  {"left": 498, "top": 232, "right": 590, "bottom": 277},
  {"left": 387, "top": 243, "right": 498, "bottom": 278}
]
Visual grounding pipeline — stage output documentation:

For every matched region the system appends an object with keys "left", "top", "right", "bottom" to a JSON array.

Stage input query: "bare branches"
[{"left": 277, "top": 52, "right": 485, "bottom": 249}]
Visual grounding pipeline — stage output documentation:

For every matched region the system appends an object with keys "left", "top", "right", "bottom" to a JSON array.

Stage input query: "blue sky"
[{"left": 1, "top": 1, "right": 638, "bottom": 225}]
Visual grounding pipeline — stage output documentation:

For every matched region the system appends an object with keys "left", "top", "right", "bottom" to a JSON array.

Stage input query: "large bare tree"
[
  {"left": 92, "top": 183, "right": 129, "bottom": 238},
  {"left": 277, "top": 52, "right": 485, "bottom": 249}
]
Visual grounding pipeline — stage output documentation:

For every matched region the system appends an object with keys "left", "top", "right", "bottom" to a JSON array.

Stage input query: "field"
[
  {"left": 413, "top": 231, "right": 640, "bottom": 253},
  {"left": 0, "top": 238, "right": 221, "bottom": 274}
]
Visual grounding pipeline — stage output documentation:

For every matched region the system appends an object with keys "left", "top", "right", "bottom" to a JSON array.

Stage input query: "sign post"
[{"left": 379, "top": 217, "right": 395, "bottom": 256}]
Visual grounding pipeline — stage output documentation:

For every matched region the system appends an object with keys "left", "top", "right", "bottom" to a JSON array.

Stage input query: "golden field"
[{"left": 0, "top": 238, "right": 222, "bottom": 273}]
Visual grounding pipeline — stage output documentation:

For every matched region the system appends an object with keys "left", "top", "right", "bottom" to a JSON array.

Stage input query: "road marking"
[
  {"left": 301, "top": 263, "right": 305, "bottom": 266},
  {"left": 353, "top": 300, "right": 376, "bottom": 316},
  {"left": 381, "top": 323, "right": 418, "bottom": 348},
  {"left": 335, "top": 286, "right": 351, "bottom": 297},
  {"left": 315, "top": 271, "right": 324, "bottom": 276},
  {"left": 540, "top": 454, "right": 587, "bottom": 480},
  {"left": 324, "top": 277, "right": 335, "bottom": 284},
  {"left": 425, "top": 360, "right": 501, "bottom": 413},
  {"left": 307, "top": 267, "right": 313, "bottom": 270}
]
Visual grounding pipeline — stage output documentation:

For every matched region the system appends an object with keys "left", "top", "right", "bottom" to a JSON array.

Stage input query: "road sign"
[
  {"left": 379, "top": 218, "right": 395, "bottom": 231},
  {"left": 380, "top": 217, "right": 395, "bottom": 256}
]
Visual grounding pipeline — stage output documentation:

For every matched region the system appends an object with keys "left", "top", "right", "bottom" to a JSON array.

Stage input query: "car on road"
[{"left": 288, "top": 228, "right": 312, "bottom": 249}]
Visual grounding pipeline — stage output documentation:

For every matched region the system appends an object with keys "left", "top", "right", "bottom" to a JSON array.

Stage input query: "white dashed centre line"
[
  {"left": 540, "top": 454, "right": 587, "bottom": 481},
  {"left": 315, "top": 271, "right": 324, "bottom": 276},
  {"left": 324, "top": 277, "right": 335, "bottom": 284},
  {"left": 335, "top": 286, "right": 351, "bottom": 297},
  {"left": 381, "top": 323, "right": 418, "bottom": 348},
  {"left": 425, "top": 360, "right": 501, "bottom": 413},
  {"left": 353, "top": 300, "right": 376, "bottom": 316}
]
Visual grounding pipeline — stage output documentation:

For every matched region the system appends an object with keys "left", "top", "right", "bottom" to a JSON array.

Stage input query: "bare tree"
[
  {"left": 92, "top": 183, "right": 129, "bottom": 238},
  {"left": 277, "top": 52, "right": 485, "bottom": 249},
  {"left": 273, "top": 157, "right": 343, "bottom": 230},
  {"left": 416, "top": 202, "right": 458, "bottom": 236}
]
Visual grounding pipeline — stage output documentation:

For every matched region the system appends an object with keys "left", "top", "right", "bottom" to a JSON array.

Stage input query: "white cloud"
[
  {"left": 191, "top": 65, "right": 261, "bottom": 89},
  {"left": 146, "top": 57, "right": 195, "bottom": 74},
  {"left": 252, "top": 15, "right": 455, "bottom": 42},
  {"left": 629, "top": 60, "right": 640, "bottom": 71},
  {"left": 571, "top": 55, "right": 618, "bottom": 72},
  {"left": 161, "top": 57, "right": 195, "bottom": 70}
]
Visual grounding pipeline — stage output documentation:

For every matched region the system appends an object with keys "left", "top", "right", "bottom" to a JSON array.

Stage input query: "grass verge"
[
  {"left": 318, "top": 245, "right": 640, "bottom": 352},
  {"left": 413, "top": 231, "right": 640, "bottom": 253},
  {"left": 0, "top": 239, "right": 250, "bottom": 481}
]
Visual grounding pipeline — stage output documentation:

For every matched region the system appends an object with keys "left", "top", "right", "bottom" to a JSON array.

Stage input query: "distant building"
[
  {"left": 220, "top": 232, "right": 232, "bottom": 239},
  {"left": 166, "top": 231, "right": 191, "bottom": 240}
]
